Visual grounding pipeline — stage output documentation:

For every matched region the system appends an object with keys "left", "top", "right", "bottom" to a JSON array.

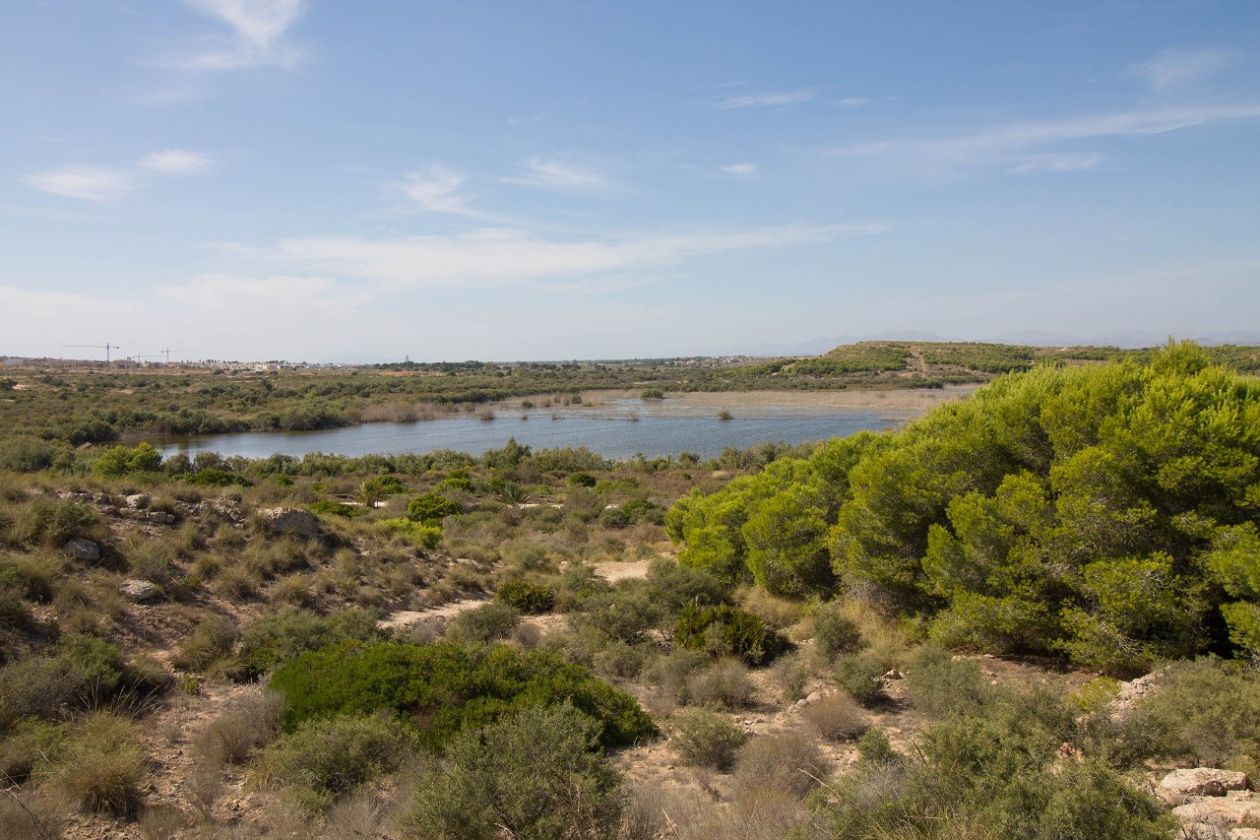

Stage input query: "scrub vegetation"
[{"left": 0, "top": 341, "right": 1258, "bottom": 839}]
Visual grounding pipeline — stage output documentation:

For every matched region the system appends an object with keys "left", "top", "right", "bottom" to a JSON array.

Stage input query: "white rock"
[
  {"left": 118, "top": 579, "right": 161, "bottom": 602},
  {"left": 146, "top": 511, "right": 176, "bottom": 525},
  {"left": 1174, "top": 792, "right": 1260, "bottom": 828},
  {"left": 125, "top": 493, "right": 150, "bottom": 508}
]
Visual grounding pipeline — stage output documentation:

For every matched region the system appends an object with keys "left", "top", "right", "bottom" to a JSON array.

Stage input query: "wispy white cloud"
[
  {"left": 716, "top": 89, "right": 814, "bottom": 109},
  {"left": 26, "top": 149, "right": 216, "bottom": 201},
  {"left": 499, "top": 158, "right": 613, "bottom": 192},
  {"left": 25, "top": 167, "right": 136, "bottom": 202},
  {"left": 175, "top": 0, "right": 308, "bottom": 71},
  {"left": 253, "top": 223, "right": 887, "bottom": 290},
  {"left": 396, "top": 164, "right": 504, "bottom": 220},
  {"left": 720, "top": 163, "right": 759, "bottom": 177},
  {"left": 139, "top": 149, "right": 212, "bottom": 175},
  {"left": 1009, "top": 151, "right": 1104, "bottom": 174},
  {"left": 832, "top": 103, "right": 1260, "bottom": 173},
  {"left": 1129, "top": 47, "right": 1239, "bottom": 91},
  {"left": 832, "top": 97, "right": 869, "bottom": 108}
]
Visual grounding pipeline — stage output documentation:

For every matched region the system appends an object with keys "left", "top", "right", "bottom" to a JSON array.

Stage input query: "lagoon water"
[{"left": 153, "top": 394, "right": 915, "bottom": 460}]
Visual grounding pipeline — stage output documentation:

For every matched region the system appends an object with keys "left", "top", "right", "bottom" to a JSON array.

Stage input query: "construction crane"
[
  {"left": 63, "top": 343, "right": 121, "bottom": 368},
  {"left": 158, "top": 348, "right": 192, "bottom": 365}
]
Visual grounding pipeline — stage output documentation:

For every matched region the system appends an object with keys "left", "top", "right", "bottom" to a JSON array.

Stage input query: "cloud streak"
[
  {"left": 1129, "top": 48, "right": 1239, "bottom": 91},
  {"left": 175, "top": 0, "right": 308, "bottom": 71},
  {"left": 139, "top": 149, "right": 212, "bottom": 175},
  {"left": 499, "top": 158, "right": 613, "bottom": 192},
  {"left": 832, "top": 103, "right": 1260, "bottom": 173},
  {"left": 25, "top": 167, "right": 136, "bottom": 202},
  {"left": 716, "top": 90, "right": 814, "bottom": 109}
]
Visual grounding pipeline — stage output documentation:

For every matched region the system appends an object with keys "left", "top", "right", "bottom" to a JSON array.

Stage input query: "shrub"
[
  {"left": 378, "top": 517, "right": 442, "bottom": 548},
  {"left": 575, "top": 586, "right": 665, "bottom": 643},
  {"left": 237, "top": 607, "right": 381, "bottom": 677},
  {"left": 644, "top": 558, "right": 728, "bottom": 611},
  {"left": 496, "top": 578, "right": 556, "bottom": 614},
  {"left": 802, "top": 692, "right": 869, "bottom": 741},
  {"left": 673, "top": 602, "right": 788, "bottom": 665},
  {"left": 258, "top": 713, "right": 413, "bottom": 810},
  {"left": 813, "top": 601, "right": 864, "bottom": 658},
  {"left": 400, "top": 704, "right": 623, "bottom": 840},
  {"left": 667, "top": 707, "right": 746, "bottom": 770},
  {"left": 0, "top": 717, "right": 63, "bottom": 784},
  {"left": 642, "top": 648, "right": 710, "bottom": 705},
  {"left": 685, "top": 657, "right": 755, "bottom": 709},
  {"left": 406, "top": 492, "right": 462, "bottom": 525},
  {"left": 600, "top": 506, "right": 631, "bottom": 529},
  {"left": 308, "top": 500, "right": 361, "bottom": 518},
  {"left": 446, "top": 602, "right": 521, "bottom": 644},
  {"left": 173, "top": 615, "right": 239, "bottom": 672},
  {"left": 195, "top": 691, "right": 284, "bottom": 765},
  {"left": 48, "top": 712, "right": 147, "bottom": 817},
  {"left": 903, "top": 646, "right": 992, "bottom": 719},
  {"left": 833, "top": 653, "right": 885, "bottom": 707},
  {"left": 93, "top": 442, "right": 162, "bottom": 477},
  {"left": 269, "top": 640, "right": 656, "bottom": 749},
  {"left": 568, "top": 472, "right": 598, "bottom": 488},
  {"left": 773, "top": 651, "right": 812, "bottom": 701},
  {"left": 1121, "top": 658, "right": 1260, "bottom": 770},
  {"left": 733, "top": 731, "right": 830, "bottom": 798}
]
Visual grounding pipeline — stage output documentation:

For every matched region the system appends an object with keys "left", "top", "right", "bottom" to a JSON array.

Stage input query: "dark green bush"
[
  {"left": 833, "top": 653, "right": 886, "bottom": 707},
  {"left": 575, "top": 586, "right": 665, "bottom": 643},
  {"left": 269, "top": 640, "right": 656, "bottom": 749},
  {"left": 567, "top": 472, "right": 598, "bottom": 488},
  {"left": 236, "top": 607, "right": 381, "bottom": 677},
  {"left": 673, "top": 602, "right": 788, "bottom": 665},
  {"left": 407, "top": 492, "right": 462, "bottom": 525},
  {"left": 496, "top": 578, "right": 555, "bottom": 614},
  {"left": 307, "top": 500, "right": 360, "bottom": 519},
  {"left": 400, "top": 704, "right": 623, "bottom": 840}
]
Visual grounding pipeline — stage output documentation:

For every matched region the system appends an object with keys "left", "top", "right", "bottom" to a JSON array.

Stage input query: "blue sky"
[{"left": 2, "top": 1, "right": 1259, "bottom": 362}]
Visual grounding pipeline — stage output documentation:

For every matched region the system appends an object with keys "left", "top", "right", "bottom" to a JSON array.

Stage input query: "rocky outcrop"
[
  {"left": 64, "top": 537, "right": 101, "bottom": 563},
  {"left": 262, "top": 507, "right": 321, "bottom": 539},
  {"left": 1159, "top": 769, "right": 1249, "bottom": 805}
]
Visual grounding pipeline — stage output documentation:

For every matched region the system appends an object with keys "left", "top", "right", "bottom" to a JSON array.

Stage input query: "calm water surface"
[{"left": 153, "top": 395, "right": 912, "bottom": 460}]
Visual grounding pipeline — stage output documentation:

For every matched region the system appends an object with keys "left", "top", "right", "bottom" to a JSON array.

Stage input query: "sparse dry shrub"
[
  {"left": 47, "top": 711, "right": 147, "bottom": 817},
  {"left": 667, "top": 707, "right": 746, "bottom": 771},
  {"left": 642, "top": 648, "right": 709, "bottom": 706},
  {"left": 685, "top": 657, "right": 756, "bottom": 709},
  {"left": 445, "top": 602, "right": 520, "bottom": 644},
  {"left": 185, "top": 761, "right": 223, "bottom": 820},
  {"left": 0, "top": 787, "right": 69, "bottom": 840},
  {"left": 139, "top": 803, "right": 186, "bottom": 840},
  {"left": 801, "top": 692, "right": 869, "bottom": 741},
  {"left": 195, "top": 690, "right": 284, "bottom": 766},
  {"left": 737, "top": 585, "right": 802, "bottom": 629},
  {"left": 173, "top": 615, "right": 239, "bottom": 672},
  {"left": 733, "top": 730, "right": 830, "bottom": 799},
  {"left": 773, "top": 650, "right": 813, "bottom": 702},
  {"left": 213, "top": 565, "right": 259, "bottom": 601}
]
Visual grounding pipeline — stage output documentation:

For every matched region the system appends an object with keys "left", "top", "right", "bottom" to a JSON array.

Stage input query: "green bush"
[
  {"left": 673, "top": 602, "right": 788, "bottom": 665},
  {"left": 813, "top": 601, "right": 864, "bottom": 658},
  {"left": 407, "top": 492, "right": 462, "bottom": 525},
  {"left": 308, "top": 500, "right": 361, "bottom": 519},
  {"left": 378, "top": 517, "right": 442, "bottom": 548},
  {"left": 237, "top": 607, "right": 381, "bottom": 677},
  {"left": 903, "top": 646, "right": 991, "bottom": 719},
  {"left": 446, "top": 602, "right": 521, "bottom": 644},
  {"left": 1121, "top": 658, "right": 1260, "bottom": 771},
  {"left": 400, "top": 704, "right": 623, "bottom": 840},
  {"left": 575, "top": 586, "right": 665, "bottom": 643},
  {"left": 568, "top": 472, "right": 598, "bottom": 488},
  {"left": 93, "top": 442, "right": 162, "bottom": 477},
  {"left": 173, "top": 615, "right": 239, "bottom": 672},
  {"left": 269, "top": 640, "right": 656, "bottom": 749},
  {"left": 258, "top": 713, "right": 413, "bottom": 810},
  {"left": 496, "top": 578, "right": 556, "bottom": 614},
  {"left": 833, "top": 653, "right": 886, "bottom": 707},
  {"left": 667, "top": 707, "right": 746, "bottom": 770}
]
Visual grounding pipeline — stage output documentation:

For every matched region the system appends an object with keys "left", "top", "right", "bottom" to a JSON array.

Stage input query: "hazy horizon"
[{"left": 3, "top": 1, "right": 1259, "bottom": 361}]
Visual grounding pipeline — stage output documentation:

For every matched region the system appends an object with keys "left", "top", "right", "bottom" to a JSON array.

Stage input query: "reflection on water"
[{"left": 153, "top": 406, "right": 908, "bottom": 460}]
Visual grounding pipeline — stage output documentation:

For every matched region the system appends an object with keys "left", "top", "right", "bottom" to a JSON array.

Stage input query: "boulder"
[
  {"left": 1159, "top": 769, "right": 1250, "bottom": 804},
  {"left": 146, "top": 511, "right": 176, "bottom": 526},
  {"left": 64, "top": 538, "right": 101, "bottom": 563},
  {"left": 118, "top": 579, "right": 161, "bottom": 602},
  {"left": 1174, "top": 791, "right": 1260, "bottom": 829},
  {"left": 262, "top": 507, "right": 321, "bottom": 539},
  {"left": 125, "top": 493, "right": 150, "bottom": 509}
]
